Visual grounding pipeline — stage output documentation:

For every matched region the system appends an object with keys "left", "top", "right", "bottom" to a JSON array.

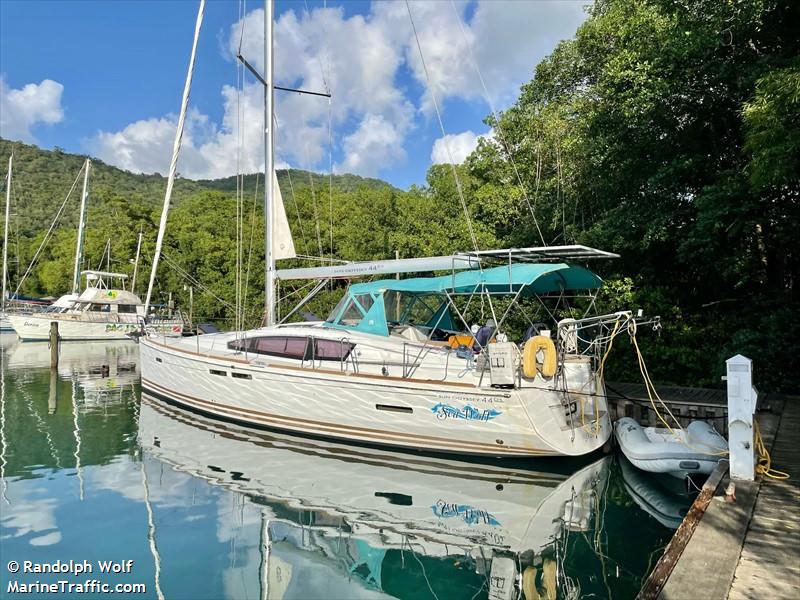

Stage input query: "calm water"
[{"left": 0, "top": 334, "right": 692, "bottom": 600}]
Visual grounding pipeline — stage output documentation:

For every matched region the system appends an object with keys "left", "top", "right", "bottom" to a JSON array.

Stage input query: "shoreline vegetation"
[{"left": 1, "top": 0, "right": 797, "bottom": 392}]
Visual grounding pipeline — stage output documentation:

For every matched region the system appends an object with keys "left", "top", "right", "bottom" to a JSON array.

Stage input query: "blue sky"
[{"left": 0, "top": 0, "right": 587, "bottom": 189}]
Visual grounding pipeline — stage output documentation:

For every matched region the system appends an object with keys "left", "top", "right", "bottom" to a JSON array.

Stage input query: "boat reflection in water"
[
  {"left": 6, "top": 336, "right": 139, "bottom": 405},
  {"left": 139, "top": 395, "right": 612, "bottom": 600},
  {"left": 618, "top": 456, "right": 694, "bottom": 530}
]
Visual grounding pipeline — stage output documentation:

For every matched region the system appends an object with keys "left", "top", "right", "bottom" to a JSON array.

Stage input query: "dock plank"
[
  {"left": 728, "top": 398, "right": 800, "bottom": 600},
  {"left": 648, "top": 407, "right": 796, "bottom": 600}
]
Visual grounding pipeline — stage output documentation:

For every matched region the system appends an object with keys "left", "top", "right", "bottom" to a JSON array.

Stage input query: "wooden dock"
[
  {"left": 607, "top": 381, "right": 730, "bottom": 434},
  {"left": 728, "top": 399, "right": 800, "bottom": 600},
  {"left": 636, "top": 395, "right": 800, "bottom": 599}
]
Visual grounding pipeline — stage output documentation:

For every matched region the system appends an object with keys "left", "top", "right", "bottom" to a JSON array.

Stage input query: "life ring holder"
[{"left": 522, "top": 335, "right": 557, "bottom": 379}]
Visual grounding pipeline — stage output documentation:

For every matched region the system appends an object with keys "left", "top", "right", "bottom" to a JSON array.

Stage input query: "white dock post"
[{"left": 726, "top": 355, "right": 758, "bottom": 481}]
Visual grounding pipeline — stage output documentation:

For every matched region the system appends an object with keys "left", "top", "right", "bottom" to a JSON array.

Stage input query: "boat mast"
[
  {"left": 72, "top": 159, "right": 91, "bottom": 295},
  {"left": 131, "top": 227, "right": 143, "bottom": 294},
  {"left": 2, "top": 153, "right": 11, "bottom": 311},
  {"left": 144, "top": 0, "right": 205, "bottom": 316},
  {"left": 264, "top": 0, "right": 276, "bottom": 326}
]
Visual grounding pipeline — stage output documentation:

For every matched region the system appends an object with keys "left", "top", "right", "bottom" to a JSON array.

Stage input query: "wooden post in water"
[
  {"left": 48, "top": 368, "right": 58, "bottom": 414},
  {"left": 49, "top": 322, "right": 59, "bottom": 369}
]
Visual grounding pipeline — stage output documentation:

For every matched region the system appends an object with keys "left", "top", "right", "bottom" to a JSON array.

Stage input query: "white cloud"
[
  {"left": 377, "top": 0, "right": 587, "bottom": 112},
  {"left": 85, "top": 1, "right": 586, "bottom": 179},
  {"left": 431, "top": 129, "right": 494, "bottom": 164},
  {"left": 339, "top": 114, "right": 407, "bottom": 176},
  {"left": 87, "top": 87, "right": 264, "bottom": 180},
  {"left": 469, "top": 1, "right": 587, "bottom": 106},
  {"left": 0, "top": 77, "right": 65, "bottom": 143}
]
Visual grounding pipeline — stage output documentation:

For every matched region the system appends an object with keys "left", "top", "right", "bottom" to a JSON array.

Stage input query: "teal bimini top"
[
  {"left": 326, "top": 263, "right": 602, "bottom": 337},
  {"left": 348, "top": 263, "right": 602, "bottom": 296}
]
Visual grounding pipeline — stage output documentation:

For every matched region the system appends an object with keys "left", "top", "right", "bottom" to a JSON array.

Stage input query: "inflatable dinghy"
[{"left": 614, "top": 417, "right": 727, "bottom": 478}]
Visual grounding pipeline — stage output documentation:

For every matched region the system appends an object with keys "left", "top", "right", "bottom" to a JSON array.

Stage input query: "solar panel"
[
  {"left": 275, "top": 246, "right": 617, "bottom": 280},
  {"left": 460, "top": 245, "right": 619, "bottom": 263}
]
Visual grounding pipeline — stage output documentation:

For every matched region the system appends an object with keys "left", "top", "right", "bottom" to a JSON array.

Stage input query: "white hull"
[
  {"left": 140, "top": 330, "right": 612, "bottom": 458},
  {"left": 139, "top": 395, "right": 611, "bottom": 555},
  {"left": 7, "top": 313, "right": 182, "bottom": 341},
  {"left": 7, "top": 313, "right": 139, "bottom": 340},
  {"left": 0, "top": 313, "right": 12, "bottom": 331}
]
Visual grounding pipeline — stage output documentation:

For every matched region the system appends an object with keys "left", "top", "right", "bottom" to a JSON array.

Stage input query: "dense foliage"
[
  {"left": 2, "top": 0, "right": 797, "bottom": 391},
  {"left": 462, "top": 0, "right": 799, "bottom": 391}
]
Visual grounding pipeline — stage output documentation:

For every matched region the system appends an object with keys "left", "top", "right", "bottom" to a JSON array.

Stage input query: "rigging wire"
[
  {"left": 323, "top": 0, "right": 335, "bottom": 267},
  {"left": 328, "top": 97, "right": 334, "bottom": 266},
  {"left": 447, "top": 0, "right": 546, "bottom": 246},
  {"left": 302, "top": 0, "right": 336, "bottom": 271},
  {"left": 284, "top": 167, "right": 308, "bottom": 250},
  {"left": 242, "top": 172, "right": 260, "bottom": 328},
  {"left": 13, "top": 163, "right": 85, "bottom": 297},
  {"left": 405, "top": 0, "right": 479, "bottom": 253},
  {"left": 235, "top": 0, "right": 246, "bottom": 331},
  {"left": 11, "top": 179, "right": 23, "bottom": 293},
  {"left": 161, "top": 252, "right": 236, "bottom": 312},
  {"left": 304, "top": 146, "right": 325, "bottom": 258}
]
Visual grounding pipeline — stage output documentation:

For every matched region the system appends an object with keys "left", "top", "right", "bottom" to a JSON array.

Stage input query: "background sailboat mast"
[
  {"left": 2, "top": 154, "right": 12, "bottom": 310},
  {"left": 131, "top": 227, "right": 143, "bottom": 294},
  {"left": 71, "top": 159, "right": 91, "bottom": 295},
  {"left": 144, "top": 0, "right": 205, "bottom": 316},
  {"left": 264, "top": 0, "right": 276, "bottom": 326}
]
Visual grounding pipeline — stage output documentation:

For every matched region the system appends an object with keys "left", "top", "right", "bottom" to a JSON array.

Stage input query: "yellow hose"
[
  {"left": 595, "top": 318, "right": 791, "bottom": 479},
  {"left": 754, "top": 419, "right": 790, "bottom": 480},
  {"left": 584, "top": 319, "right": 622, "bottom": 435}
]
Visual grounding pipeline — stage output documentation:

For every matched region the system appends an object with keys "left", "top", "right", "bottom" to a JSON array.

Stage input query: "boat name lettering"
[
  {"left": 431, "top": 402, "right": 502, "bottom": 422},
  {"left": 435, "top": 393, "right": 502, "bottom": 404},
  {"left": 105, "top": 324, "right": 137, "bottom": 332},
  {"left": 432, "top": 499, "right": 500, "bottom": 526}
]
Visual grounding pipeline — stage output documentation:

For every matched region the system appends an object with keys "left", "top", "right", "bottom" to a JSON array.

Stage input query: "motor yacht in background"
[
  {"left": 3, "top": 157, "right": 186, "bottom": 341},
  {"left": 8, "top": 270, "right": 183, "bottom": 341}
]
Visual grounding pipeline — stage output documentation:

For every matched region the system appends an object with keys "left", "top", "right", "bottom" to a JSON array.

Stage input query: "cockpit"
[{"left": 325, "top": 289, "right": 459, "bottom": 342}]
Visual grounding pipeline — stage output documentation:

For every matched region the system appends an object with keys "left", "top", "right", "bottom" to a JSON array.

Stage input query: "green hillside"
[
  {"left": 0, "top": 138, "right": 442, "bottom": 329},
  {"left": 0, "top": 138, "right": 393, "bottom": 238}
]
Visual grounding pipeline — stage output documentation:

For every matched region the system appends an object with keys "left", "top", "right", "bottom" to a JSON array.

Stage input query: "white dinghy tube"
[{"left": 614, "top": 417, "right": 727, "bottom": 478}]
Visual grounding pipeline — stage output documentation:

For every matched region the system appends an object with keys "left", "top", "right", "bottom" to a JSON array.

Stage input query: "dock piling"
[
  {"left": 49, "top": 322, "right": 59, "bottom": 369},
  {"left": 48, "top": 368, "right": 58, "bottom": 414},
  {"left": 726, "top": 355, "right": 758, "bottom": 481}
]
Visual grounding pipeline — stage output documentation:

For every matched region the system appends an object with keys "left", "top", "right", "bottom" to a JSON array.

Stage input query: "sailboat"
[
  {"left": 6, "top": 159, "right": 186, "bottom": 341},
  {"left": 1, "top": 153, "right": 15, "bottom": 331},
  {"left": 1, "top": 153, "right": 54, "bottom": 330},
  {"left": 139, "top": 0, "right": 646, "bottom": 458}
]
